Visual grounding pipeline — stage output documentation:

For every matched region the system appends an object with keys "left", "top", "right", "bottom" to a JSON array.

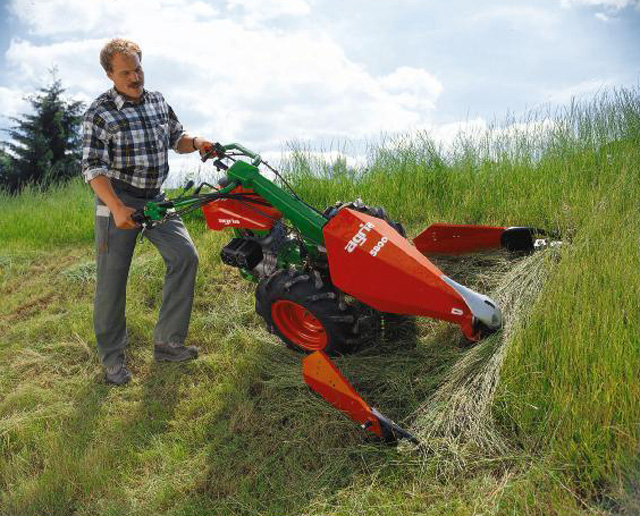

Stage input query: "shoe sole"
[
  {"left": 105, "top": 374, "right": 132, "bottom": 385},
  {"left": 154, "top": 351, "right": 198, "bottom": 363}
]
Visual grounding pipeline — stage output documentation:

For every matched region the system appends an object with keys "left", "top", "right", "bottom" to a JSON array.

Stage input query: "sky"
[{"left": 0, "top": 0, "right": 639, "bottom": 183}]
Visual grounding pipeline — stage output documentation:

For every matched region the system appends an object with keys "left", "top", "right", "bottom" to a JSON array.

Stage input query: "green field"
[{"left": 1, "top": 88, "right": 638, "bottom": 515}]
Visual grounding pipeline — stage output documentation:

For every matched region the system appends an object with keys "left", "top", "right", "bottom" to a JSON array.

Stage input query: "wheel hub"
[{"left": 271, "top": 300, "right": 328, "bottom": 351}]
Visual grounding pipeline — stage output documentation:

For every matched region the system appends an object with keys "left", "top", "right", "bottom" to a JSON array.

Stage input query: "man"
[{"left": 82, "top": 38, "right": 213, "bottom": 385}]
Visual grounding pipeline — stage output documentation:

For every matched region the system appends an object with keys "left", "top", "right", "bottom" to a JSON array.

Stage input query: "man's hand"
[
  {"left": 176, "top": 135, "right": 215, "bottom": 155},
  {"left": 89, "top": 176, "right": 140, "bottom": 230},
  {"left": 112, "top": 204, "right": 139, "bottom": 229},
  {"left": 194, "top": 137, "right": 214, "bottom": 156}
]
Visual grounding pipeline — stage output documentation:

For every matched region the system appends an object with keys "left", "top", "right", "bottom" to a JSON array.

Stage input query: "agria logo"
[{"left": 344, "top": 222, "right": 375, "bottom": 253}]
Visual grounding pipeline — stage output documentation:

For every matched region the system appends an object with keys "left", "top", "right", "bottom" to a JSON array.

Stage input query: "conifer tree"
[{"left": 1, "top": 70, "right": 85, "bottom": 194}]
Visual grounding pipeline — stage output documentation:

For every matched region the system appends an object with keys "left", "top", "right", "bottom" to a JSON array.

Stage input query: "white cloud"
[
  {"left": 10, "top": 0, "right": 120, "bottom": 36},
  {"left": 543, "top": 78, "right": 617, "bottom": 104},
  {"left": 428, "top": 118, "right": 488, "bottom": 149},
  {"left": 0, "top": 86, "right": 30, "bottom": 124},
  {"left": 595, "top": 11, "right": 612, "bottom": 19},
  {"left": 470, "top": 6, "right": 559, "bottom": 32},
  {"left": 5, "top": 38, "right": 105, "bottom": 91},
  {"left": 490, "top": 118, "right": 558, "bottom": 147},
  {"left": 379, "top": 67, "right": 443, "bottom": 112},
  {"left": 226, "top": 0, "right": 311, "bottom": 20},
  {"left": 560, "top": 0, "right": 640, "bottom": 10},
  {"left": 8, "top": 0, "right": 220, "bottom": 36},
  {"left": 4, "top": 0, "right": 445, "bottom": 184},
  {"left": 5, "top": 0, "right": 443, "bottom": 155}
]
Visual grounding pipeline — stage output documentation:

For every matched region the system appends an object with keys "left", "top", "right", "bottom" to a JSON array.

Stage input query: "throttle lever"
[{"left": 200, "top": 141, "right": 226, "bottom": 163}]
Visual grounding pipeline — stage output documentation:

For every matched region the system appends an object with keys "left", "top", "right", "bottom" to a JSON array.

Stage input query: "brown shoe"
[{"left": 154, "top": 342, "right": 198, "bottom": 362}]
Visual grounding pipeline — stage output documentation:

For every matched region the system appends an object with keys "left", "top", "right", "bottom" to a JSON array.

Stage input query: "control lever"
[
  {"left": 200, "top": 142, "right": 226, "bottom": 162},
  {"left": 213, "top": 159, "right": 229, "bottom": 171}
]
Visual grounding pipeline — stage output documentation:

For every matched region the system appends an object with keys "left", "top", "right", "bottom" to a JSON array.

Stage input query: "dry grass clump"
[{"left": 409, "top": 246, "right": 561, "bottom": 465}]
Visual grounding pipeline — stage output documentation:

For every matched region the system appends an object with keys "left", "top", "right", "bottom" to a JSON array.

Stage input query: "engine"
[{"left": 220, "top": 221, "right": 289, "bottom": 279}]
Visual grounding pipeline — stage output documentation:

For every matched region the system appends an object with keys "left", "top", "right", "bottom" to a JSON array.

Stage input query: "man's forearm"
[
  {"left": 176, "top": 134, "right": 198, "bottom": 154},
  {"left": 89, "top": 175, "right": 124, "bottom": 211}
]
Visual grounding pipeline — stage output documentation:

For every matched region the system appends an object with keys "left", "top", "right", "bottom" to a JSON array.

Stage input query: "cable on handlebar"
[{"left": 261, "top": 160, "right": 329, "bottom": 221}]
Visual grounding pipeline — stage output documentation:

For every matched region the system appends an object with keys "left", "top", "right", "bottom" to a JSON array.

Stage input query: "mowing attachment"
[{"left": 131, "top": 142, "right": 559, "bottom": 445}]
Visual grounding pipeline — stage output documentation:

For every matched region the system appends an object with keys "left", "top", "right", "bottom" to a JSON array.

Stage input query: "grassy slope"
[{"left": 0, "top": 89, "right": 638, "bottom": 515}]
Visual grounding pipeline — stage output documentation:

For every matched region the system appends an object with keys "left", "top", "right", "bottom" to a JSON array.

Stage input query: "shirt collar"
[{"left": 109, "top": 87, "right": 147, "bottom": 110}]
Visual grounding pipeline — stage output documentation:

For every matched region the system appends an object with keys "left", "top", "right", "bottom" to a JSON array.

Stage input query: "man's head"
[{"left": 100, "top": 38, "right": 145, "bottom": 101}]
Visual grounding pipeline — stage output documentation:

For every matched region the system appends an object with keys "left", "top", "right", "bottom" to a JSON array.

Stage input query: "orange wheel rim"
[{"left": 271, "top": 300, "right": 328, "bottom": 351}]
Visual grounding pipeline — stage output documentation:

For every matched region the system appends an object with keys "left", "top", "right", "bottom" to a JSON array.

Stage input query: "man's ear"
[{"left": 107, "top": 71, "right": 113, "bottom": 82}]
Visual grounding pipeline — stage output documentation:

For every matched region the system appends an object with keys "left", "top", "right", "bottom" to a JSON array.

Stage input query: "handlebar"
[
  {"left": 130, "top": 177, "right": 241, "bottom": 229},
  {"left": 131, "top": 200, "right": 176, "bottom": 229},
  {"left": 132, "top": 142, "right": 264, "bottom": 229},
  {"left": 201, "top": 142, "right": 262, "bottom": 167},
  {"left": 131, "top": 210, "right": 148, "bottom": 226}
]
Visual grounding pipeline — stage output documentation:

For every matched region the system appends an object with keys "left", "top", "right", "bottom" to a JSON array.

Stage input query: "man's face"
[{"left": 107, "top": 52, "right": 145, "bottom": 100}]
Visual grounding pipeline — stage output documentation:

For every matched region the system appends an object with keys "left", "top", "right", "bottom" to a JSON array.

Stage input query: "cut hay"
[{"left": 408, "top": 246, "right": 560, "bottom": 463}]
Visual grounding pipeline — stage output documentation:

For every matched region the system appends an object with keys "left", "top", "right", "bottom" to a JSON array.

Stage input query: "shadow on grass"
[
  {"left": 2, "top": 250, "right": 518, "bottom": 515},
  {"left": 179, "top": 253, "right": 526, "bottom": 515},
  {"left": 1, "top": 359, "right": 189, "bottom": 516},
  {"left": 186, "top": 322, "right": 461, "bottom": 516},
  {"left": 1, "top": 381, "right": 110, "bottom": 515}
]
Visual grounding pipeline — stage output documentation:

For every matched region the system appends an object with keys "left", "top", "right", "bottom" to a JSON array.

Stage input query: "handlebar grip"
[
  {"left": 200, "top": 149, "right": 216, "bottom": 163},
  {"left": 201, "top": 141, "right": 226, "bottom": 163},
  {"left": 131, "top": 209, "right": 148, "bottom": 225}
]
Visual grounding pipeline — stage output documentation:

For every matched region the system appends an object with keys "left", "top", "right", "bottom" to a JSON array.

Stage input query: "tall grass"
[
  {"left": 1, "top": 86, "right": 638, "bottom": 515},
  {"left": 410, "top": 247, "right": 561, "bottom": 459},
  {"left": 0, "top": 177, "right": 209, "bottom": 254},
  {"left": 498, "top": 162, "right": 640, "bottom": 497},
  {"left": 0, "top": 179, "right": 94, "bottom": 252},
  {"left": 280, "top": 86, "right": 640, "bottom": 507},
  {"left": 282, "top": 88, "right": 637, "bottom": 236}
]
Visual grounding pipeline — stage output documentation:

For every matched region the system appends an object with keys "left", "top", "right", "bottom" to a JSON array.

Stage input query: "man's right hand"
[
  {"left": 89, "top": 176, "right": 140, "bottom": 230},
  {"left": 112, "top": 204, "right": 139, "bottom": 229}
]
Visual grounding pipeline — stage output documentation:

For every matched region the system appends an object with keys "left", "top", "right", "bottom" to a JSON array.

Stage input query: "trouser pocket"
[{"left": 95, "top": 201, "right": 111, "bottom": 255}]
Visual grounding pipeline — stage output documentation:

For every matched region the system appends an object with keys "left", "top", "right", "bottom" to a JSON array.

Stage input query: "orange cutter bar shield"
[{"left": 302, "top": 351, "right": 420, "bottom": 444}]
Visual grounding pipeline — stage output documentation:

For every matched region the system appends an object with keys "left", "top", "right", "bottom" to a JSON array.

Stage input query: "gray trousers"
[{"left": 94, "top": 191, "right": 199, "bottom": 368}]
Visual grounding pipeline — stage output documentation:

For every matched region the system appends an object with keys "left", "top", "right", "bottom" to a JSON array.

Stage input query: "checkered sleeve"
[
  {"left": 167, "top": 104, "right": 186, "bottom": 151},
  {"left": 81, "top": 110, "right": 110, "bottom": 183}
]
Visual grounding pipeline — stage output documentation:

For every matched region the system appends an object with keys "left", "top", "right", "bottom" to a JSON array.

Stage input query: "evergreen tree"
[
  {"left": 0, "top": 144, "right": 13, "bottom": 189},
  {"left": 1, "top": 70, "right": 85, "bottom": 194}
]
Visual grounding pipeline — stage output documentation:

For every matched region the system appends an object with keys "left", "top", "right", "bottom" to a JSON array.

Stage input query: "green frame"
[{"left": 139, "top": 143, "right": 328, "bottom": 252}]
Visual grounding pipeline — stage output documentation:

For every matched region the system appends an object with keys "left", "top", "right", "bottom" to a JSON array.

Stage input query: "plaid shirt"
[{"left": 82, "top": 87, "right": 185, "bottom": 190}]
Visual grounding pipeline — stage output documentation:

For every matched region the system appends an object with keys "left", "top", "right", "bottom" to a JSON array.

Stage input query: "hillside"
[{"left": 0, "top": 89, "right": 638, "bottom": 515}]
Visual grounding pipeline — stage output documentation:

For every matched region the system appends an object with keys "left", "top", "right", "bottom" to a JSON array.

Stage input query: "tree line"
[{"left": 0, "top": 72, "right": 85, "bottom": 194}]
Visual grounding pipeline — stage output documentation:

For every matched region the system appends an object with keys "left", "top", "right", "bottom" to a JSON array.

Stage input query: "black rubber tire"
[
  {"left": 256, "top": 269, "right": 378, "bottom": 355},
  {"left": 356, "top": 205, "right": 407, "bottom": 238},
  {"left": 323, "top": 201, "right": 407, "bottom": 238}
]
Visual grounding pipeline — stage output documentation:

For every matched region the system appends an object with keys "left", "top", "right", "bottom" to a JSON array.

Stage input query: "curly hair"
[{"left": 100, "top": 38, "right": 142, "bottom": 73}]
